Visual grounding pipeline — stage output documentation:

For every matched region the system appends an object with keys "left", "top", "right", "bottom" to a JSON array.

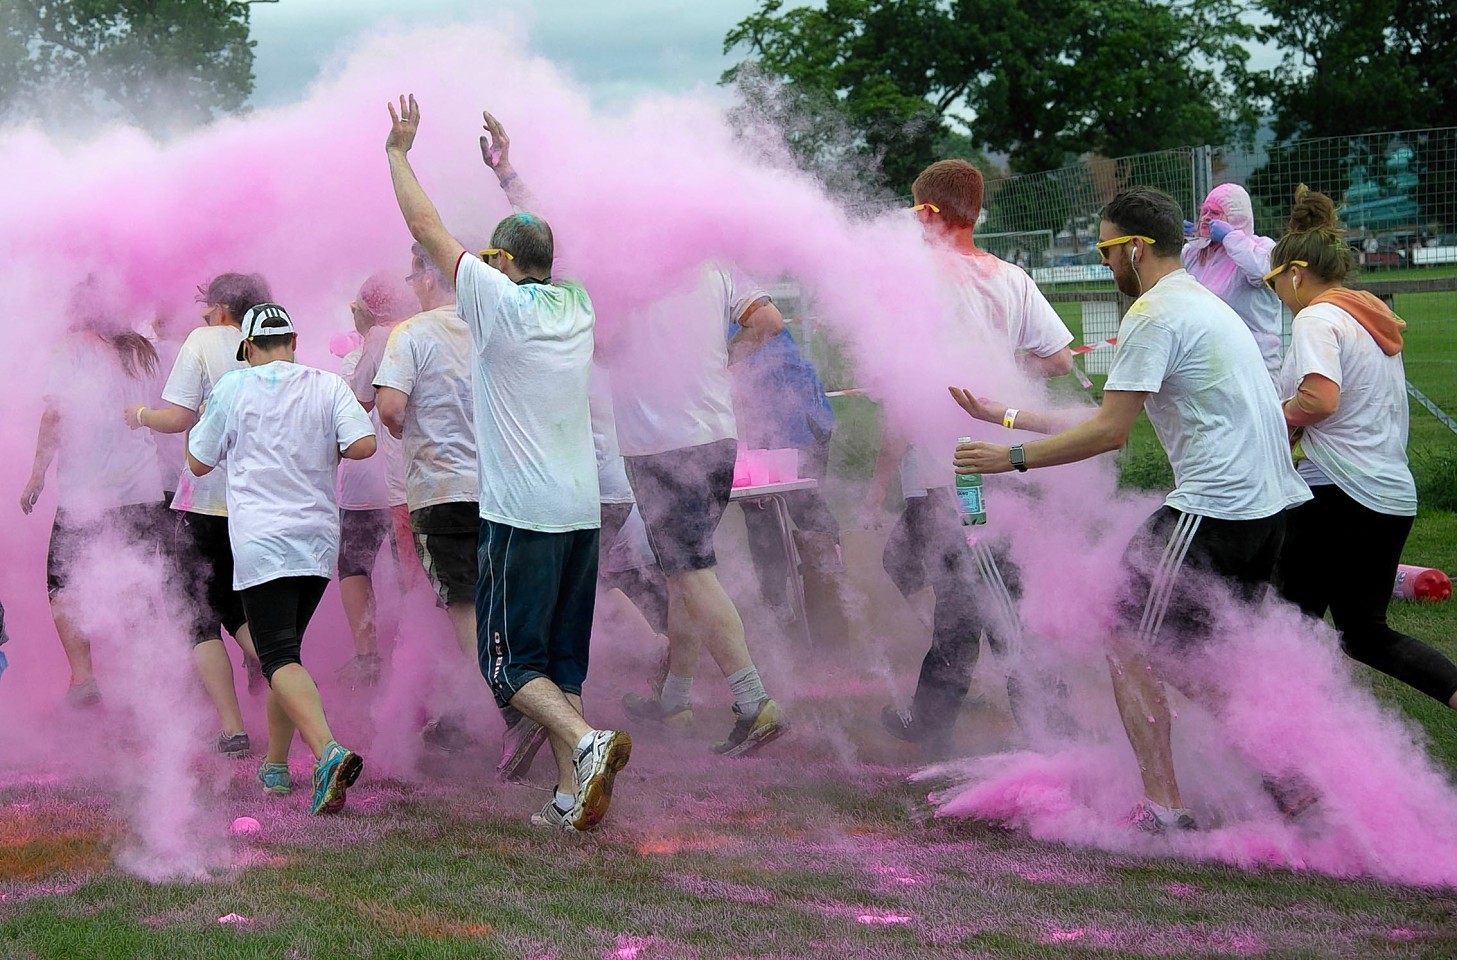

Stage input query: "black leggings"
[
  {"left": 1278, "top": 484, "right": 1457, "bottom": 704},
  {"left": 239, "top": 576, "right": 329, "bottom": 683}
]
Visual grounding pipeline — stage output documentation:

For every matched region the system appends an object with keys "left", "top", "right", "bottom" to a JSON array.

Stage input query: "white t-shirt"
[
  {"left": 336, "top": 347, "right": 394, "bottom": 511},
  {"left": 43, "top": 335, "right": 164, "bottom": 518},
  {"left": 902, "top": 249, "right": 1075, "bottom": 494},
  {"left": 349, "top": 323, "right": 408, "bottom": 508},
  {"left": 606, "top": 265, "right": 766, "bottom": 457},
  {"left": 590, "top": 362, "right": 634, "bottom": 504},
  {"left": 454, "top": 254, "right": 599, "bottom": 532},
  {"left": 372, "top": 305, "right": 479, "bottom": 511},
  {"left": 162, "top": 324, "right": 245, "bottom": 516},
  {"left": 1279, "top": 302, "right": 1417, "bottom": 516},
  {"left": 1105, "top": 270, "right": 1310, "bottom": 520},
  {"left": 188, "top": 361, "right": 375, "bottom": 590}
]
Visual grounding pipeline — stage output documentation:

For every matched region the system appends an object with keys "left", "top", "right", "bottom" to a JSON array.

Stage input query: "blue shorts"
[{"left": 476, "top": 519, "right": 599, "bottom": 708}]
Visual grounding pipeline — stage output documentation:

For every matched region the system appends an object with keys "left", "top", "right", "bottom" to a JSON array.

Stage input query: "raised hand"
[
  {"left": 479, "top": 111, "right": 512, "bottom": 174},
  {"left": 948, "top": 386, "right": 1007, "bottom": 425},
  {"left": 386, "top": 94, "right": 420, "bottom": 154}
]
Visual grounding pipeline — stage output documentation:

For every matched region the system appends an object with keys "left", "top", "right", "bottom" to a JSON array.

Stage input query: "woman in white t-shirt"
[
  {"left": 21, "top": 279, "right": 167, "bottom": 707},
  {"left": 1269, "top": 186, "right": 1457, "bottom": 711}
]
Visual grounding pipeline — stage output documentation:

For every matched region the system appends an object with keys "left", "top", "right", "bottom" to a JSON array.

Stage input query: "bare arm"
[
  {"left": 480, "top": 111, "right": 540, "bottom": 212},
  {"left": 342, "top": 435, "right": 378, "bottom": 461},
  {"left": 728, "top": 299, "right": 786, "bottom": 364},
  {"left": 20, "top": 406, "right": 60, "bottom": 514},
  {"left": 949, "top": 386, "right": 1096, "bottom": 435},
  {"left": 375, "top": 386, "right": 408, "bottom": 440},
  {"left": 954, "top": 389, "right": 1148, "bottom": 474},
  {"left": 187, "top": 451, "right": 214, "bottom": 477},
  {"left": 385, "top": 94, "right": 466, "bottom": 284},
  {"left": 1018, "top": 346, "right": 1074, "bottom": 378},
  {"left": 862, "top": 422, "right": 910, "bottom": 521},
  {"left": 124, "top": 402, "right": 198, "bottom": 434}
]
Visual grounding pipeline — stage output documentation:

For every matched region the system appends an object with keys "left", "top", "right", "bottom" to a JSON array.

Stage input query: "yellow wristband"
[
  {"left": 136, "top": 406, "right": 147, "bottom": 427},
  {"left": 1002, "top": 408, "right": 1019, "bottom": 430}
]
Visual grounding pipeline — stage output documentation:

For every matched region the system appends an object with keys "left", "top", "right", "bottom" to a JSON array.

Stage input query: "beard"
[{"left": 1111, "top": 259, "right": 1141, "bottom": 298}]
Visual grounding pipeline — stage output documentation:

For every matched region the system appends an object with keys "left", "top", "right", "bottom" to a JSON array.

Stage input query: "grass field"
[{"left": 3, "top": 291, "right": 1456, "bottom": 959}]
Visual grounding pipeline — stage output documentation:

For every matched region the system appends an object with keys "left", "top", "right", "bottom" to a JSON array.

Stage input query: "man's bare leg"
[
  {"left": 1107, "top": 646, "right": 1182, "bottom": 809},
  {"left": 339, "top": 575, "right": 379, "bottom": 657},
  {"left": 666, "top": 568, "right": 752, "bottom": 678},
  {"left": 51, "top": 598, "right": 94, "bottom": 685}
]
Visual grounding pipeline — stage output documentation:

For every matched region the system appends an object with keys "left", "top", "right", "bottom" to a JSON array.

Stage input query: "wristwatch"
[{"left": 1008, "top": 444, "right": 1028, "bottom": 473}]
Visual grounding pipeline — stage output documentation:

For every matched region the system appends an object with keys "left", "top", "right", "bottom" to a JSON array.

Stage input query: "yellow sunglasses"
[
  {"left": 911, "top": 202, "right": 940, "bottom": 214},
  {"left": 1095, "top": 235, "right": 1156, "bottom": 261},
  {"left": 1262, "top": 259, "right": 1308, "bottom": 293},
  {"left": 480, "top": 247, "right": 515, "bottom": 261}
]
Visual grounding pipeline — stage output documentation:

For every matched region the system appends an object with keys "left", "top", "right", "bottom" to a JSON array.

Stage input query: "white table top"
[{"left": 730, "top": 478, "right": 819, "bottom": 499}]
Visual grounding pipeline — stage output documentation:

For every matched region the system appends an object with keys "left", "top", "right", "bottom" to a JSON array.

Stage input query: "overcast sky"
[
  {"left": 248, "top": 1, "right": 1281, "bottom": 109},
  {"left": 248, "top": 1, "right": 767, "bottom": 108}
]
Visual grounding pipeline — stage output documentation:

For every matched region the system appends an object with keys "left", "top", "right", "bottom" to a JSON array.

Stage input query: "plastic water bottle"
[
  {"left": 1393, "top": 564, "right": 1452, "bottom": 602},
  {"left": 954, "top": 437, "right": 987, "bottom": 526}
]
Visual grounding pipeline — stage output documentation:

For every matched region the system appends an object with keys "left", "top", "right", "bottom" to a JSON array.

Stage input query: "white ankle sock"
[
  {"left": 555, "top": 790, "right": 574, "bottom": 811},
  {"left": 576, "top": 731, "right": 595, "bottom": 753},
  {"left": 660, "top": 673, "right": 693, "bottom": 712},
  {"left": 726, "top": 666, "right": 767, "bottom": 712}
]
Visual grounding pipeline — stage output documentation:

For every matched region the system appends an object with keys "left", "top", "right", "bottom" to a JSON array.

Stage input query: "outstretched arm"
[
  {"left": 386, "top": 94, "right": 466, "bottom": 282},
  {"left": 124, "top": 401, "right": 198, "bottom": 434},
  {"left": 954, "top": 389, "right": 1147, "bottom": 474},
  {"left": 949, "top": 386, "right": 1095, "bottom": 436}
]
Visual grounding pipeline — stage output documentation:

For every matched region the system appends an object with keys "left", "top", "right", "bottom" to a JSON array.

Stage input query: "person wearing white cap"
[{"left": 188, "top": 302, "right": 378, "bottom": 816}]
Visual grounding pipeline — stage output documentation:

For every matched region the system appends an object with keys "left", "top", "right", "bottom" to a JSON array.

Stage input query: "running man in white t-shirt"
[
  {"left": 865, "top": 159, "right": 1077, "bottom": 755},
  {"left": 1268, "top": 186, "right": 1457, "bottom": 713},
  {"left": 952, "top": 187, "right": 1311, "bottom": 833},
  {"left": 127, "top": 273, "right": 270, "bottom": 756},
  {"left": 333, "top": 272, "right": 416, "bottom": 694},
  {"left": 386, "top": 96, "right": 631, "bottom": 833},
  {"left": 23, "top": 279, "right": 168, "bottom": 708},
  {"left": 188, "top": 303, "right": 377, "bottom": 815}
]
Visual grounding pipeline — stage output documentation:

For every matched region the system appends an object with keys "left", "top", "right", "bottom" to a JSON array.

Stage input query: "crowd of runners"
[{"left": 16, "top": 96, "right": 1456, "bottom": 835}]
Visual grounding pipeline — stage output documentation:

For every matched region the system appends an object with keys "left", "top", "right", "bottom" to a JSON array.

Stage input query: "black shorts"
[
  {"left": 1116, "top": 506, "right": 1285, "bottom": 655},
  {"left": 412, "top": 502, "right": 479, "bottom": 606},
  {"left": 624, "top": 438, "right": 736, "bottom": 575},
  {"left": 173, "top": 512, "right": 248, "bottom": 643},
  {"left": 476, "top": 519, "right": 599, "bottom": 708},
  {"left": 48, "top": 502, "right": 170, "bottom": 599},
  {"left": 339, "top": 508, "right": 392, "bottom": 580},
  {"left": 239, "top": 576, "right": 329, "bottom": 681}
]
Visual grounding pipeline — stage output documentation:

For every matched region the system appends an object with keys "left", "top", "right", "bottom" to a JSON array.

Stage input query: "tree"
[
  {"left": 0, "top": 0, "right": 267, "bottom": 132},
  {"left": 1257, "top": 0, "right": 1456, "bottom": 140},
  {"left": 724, "top": 0, "right": 1257, "bottom": 189}
]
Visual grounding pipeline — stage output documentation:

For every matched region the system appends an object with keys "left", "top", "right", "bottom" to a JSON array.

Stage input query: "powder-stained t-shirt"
[
  {"left": 43, "top": 334, "right": 164, "bottom": 518},
  {"left": 349, "top": 322, "right": 408, "bottom": 508},
  {"left": 188, "top": 361, "right": 374, "bottom": 589},
  {"left": 903, "top": 249, "right": 1075, "bottom": 494},
  {"left": 454, "top": 253, "right": 599, "bottom": 532},
  {"left": 1105, "top": 270, "right": 1310, "bottom": 521},
  {"left": 1279, "top": 302, "right": 1417, "bottom": 516},
  {"left": 162, "top": 324, "right": 245, "bottom": 516},
  {"left": 336, "top": 346, "right": 394, "bottom": 512},
  {"left": 373, "top": 305, "right": 479, "bottom": 512},
  {"left": 605, "top": 264, "right": 767, "bottom": 457}
]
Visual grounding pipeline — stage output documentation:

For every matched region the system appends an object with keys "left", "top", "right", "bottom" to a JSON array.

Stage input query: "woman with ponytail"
[
  {"left": 19, "top": 278, "right": 167, "bottom": 707},
  {"left": 1269, "top": 185, "right": 1457, "bottom": 711}
]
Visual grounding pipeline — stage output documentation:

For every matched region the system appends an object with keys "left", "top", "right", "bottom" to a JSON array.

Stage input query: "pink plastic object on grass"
[{"left": 1393, "top": 564, "right": 1452, "bottom": 602}]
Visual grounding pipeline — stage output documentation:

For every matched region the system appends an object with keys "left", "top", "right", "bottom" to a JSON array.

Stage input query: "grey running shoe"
[
  {"left": 497, "top": 716, "right": 549, "bottom": 782},
  {"left": 65, "top": 678, "right": 102, "bottom": 709},
  {"left": 571, "top": 730, "right": 632, "bottom": 831},
  {"left": 622, "top": 693, "right": 694, "bottom": 730},
  {"left": 530, "top": 798, "right": 582, "bottom": 833},
  {"left": 712, "top": 698, "right": 786, "bottom": 757},
  {"left": 421, "top": 717, "right": 476, "bottom": 754},
  {"left": 335, "top": 654, "right": 382, "bottom": 690},
  {"left": 217, "top": 732, "right": 251, "bottom": 758},
  {"left": 1126, "top": 800, "right": 1198, "bottom": 835}
]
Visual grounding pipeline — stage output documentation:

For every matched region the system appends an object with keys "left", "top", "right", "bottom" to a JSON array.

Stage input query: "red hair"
[{"left": 912, "top": 160, "right": 983, "bottom": 229}]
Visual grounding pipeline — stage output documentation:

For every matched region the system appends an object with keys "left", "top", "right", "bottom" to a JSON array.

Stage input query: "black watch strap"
[{"left": 1009, "top": 444, "right": 1028, "bottom": 472}]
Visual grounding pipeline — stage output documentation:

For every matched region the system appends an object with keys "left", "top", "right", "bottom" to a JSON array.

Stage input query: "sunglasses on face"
[
  {"left": 1095, "top": 235, "right": 1155, "bottom": 262},
  {"left": 1262, "top": 259, "right": 1308, "bottom": 293}
]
